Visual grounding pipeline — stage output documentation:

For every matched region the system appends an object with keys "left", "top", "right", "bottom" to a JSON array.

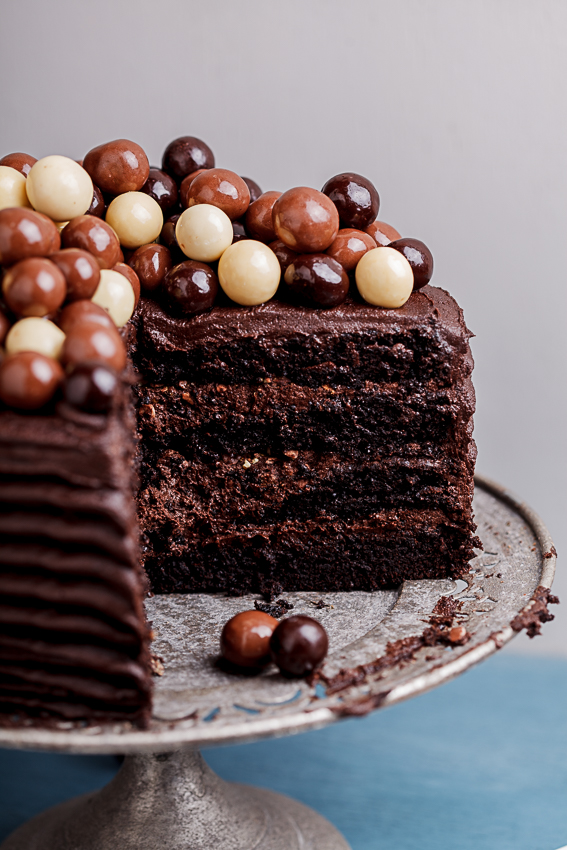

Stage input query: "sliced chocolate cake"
[{"left": 133, "top": 285, "right": 478, "bottom": 595}]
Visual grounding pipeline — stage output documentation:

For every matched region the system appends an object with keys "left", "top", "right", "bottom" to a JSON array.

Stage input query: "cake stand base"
[{"left": 0, "top": 748, "right": 350, "bottom": 850}]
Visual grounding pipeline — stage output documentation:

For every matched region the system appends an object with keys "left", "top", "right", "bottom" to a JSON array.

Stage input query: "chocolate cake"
[{"left": 0, "top": 135, "right": 478, "bottom": 726}]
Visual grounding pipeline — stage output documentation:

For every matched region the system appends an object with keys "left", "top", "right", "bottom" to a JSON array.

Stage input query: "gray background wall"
[{"left": 1, "top": 0, "right": 565, "bottom": 654}]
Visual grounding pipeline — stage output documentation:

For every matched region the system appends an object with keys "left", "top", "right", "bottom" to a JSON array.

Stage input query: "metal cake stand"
[{"left": 0, "top": 474, "right": 557, "bottom": 850}]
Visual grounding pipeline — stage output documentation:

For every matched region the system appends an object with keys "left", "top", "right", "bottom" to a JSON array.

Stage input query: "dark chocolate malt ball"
[
  {"left": 187, "top": 168, "right": 250, "bottom": 221},
  {"left": 50, "top": 248, "right": 101, "bottom": 301},
  {"left": 0, "top": 152, "right": 37, "bottom": 177},
  {"left": 0, "top": 309, "right": 10, "bottom": 346},
  {"left": 0, "top": 208, "right": 60, "bottom": 266},
  {"left": 245, "top": 191, "right": 281, "bottom": 243},
  {"left": 365, "top": 220, "right": 401, "bottom": 247},
  {"left": 63, "top": 362, "right": 118, "bottom": 413},
  {"left": 141, "top": 167, "right": 179, "bottom": 214},
  {"left": 231, "top": 220, "right": 248, "bottom": 243},
  {"left": 161, "top": 136, "right": 215, "bottom": 182},
  {"left": 242, "top": 177, "right": 262, "bottom": 203},
  {"left": 83, "top": 139, "right": 150, "bottom": 195},
  {"left": 326, "top": 228, "right": 376, "bottom": 272},
  {"left": 162, "top": 260, "right": 219, "bottom": 317},
  {"left": 0, "top": 351, "right": 64, "bottom": 410},
  {"left": 270, "top": 615, "right": 328, "bottom": 677},
  {"left": 221, "top": 610, "right": 279, "bottom": 668},
  {"left": 2, "top": 257, "right": 67, "bottom": 317},
  {"left": 285, "top": 254, "right": 349, "bottom": 308},
  {"left": 322, "top": 172, "right": 380, "bottom": 230},
  {"left": 268, "top": 239, "right": 299, "bottom": 274},
  {"left": 388, "top": 238, "right": 434, "bottom": 290},
  {"left": 129, "top": 243, "right": 172, "bottom": 292},
  {"left": 272, "top": 187, "right": 339, "bottom": 253},
  {"left": 85, "top": 184, "right": 105, "bottom": 218},
  {"left": 61, "top": 216, "right": 121, "bottom": 270}
]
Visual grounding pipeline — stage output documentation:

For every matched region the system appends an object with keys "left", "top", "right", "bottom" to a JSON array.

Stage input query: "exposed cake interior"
[{"left": 133, "top": 285, "right": 478, "bottom": 595}]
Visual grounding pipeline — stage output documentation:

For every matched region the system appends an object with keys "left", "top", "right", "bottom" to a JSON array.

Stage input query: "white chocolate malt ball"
[
  {"left": 175, "top": 204, "right": 233, "bottom": 262},
  {"left": 105, "top": 192, "right": 163, "bottom": 249},
  {"left": 355, "top": 246, "right": 414, "bottom": 308},
  {"left": 5, "top": 317, "right": 66, "bottom": 360},
  {"left": 26, "top": 156, "right": 93, "bottom": 221},
  {"left": 218, "top": 240, "right": 280, "bottom": 306},
  {"left": 0, "top": 166, "right": 32, "bottom": 211},
  {"left": 91, "top": 268, "right": 136, "bottom": 327}
]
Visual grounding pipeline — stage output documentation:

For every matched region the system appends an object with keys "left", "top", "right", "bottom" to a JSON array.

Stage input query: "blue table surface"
[{"left": 1, "top": 654, "right": 566, "bottom": 850}]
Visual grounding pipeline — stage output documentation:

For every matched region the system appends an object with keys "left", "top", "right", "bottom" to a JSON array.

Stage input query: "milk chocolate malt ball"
[
  {"left": 63, "top": 362, "right": 118, "bottom": 413},
  {"left": 272, "top": 187, "right": 339, "bottom": 253},
  {"left": 187, "top": 169, "right": 250, "bottom": 221},
  {"left": 141, "top": 167, "right": 178, "bottom": 213},
  {"left": 355, "top": 246, "right": 414, "bottom": 308},
  {"left": 218, "top": 240, "right": 280, "bottom": 306},
  {"left": 0, "top": 166, "right": 32, "bottom": 210},
  {"left": 162, "top": 260, "right": 218, "bottom": 317},
  {"left": 26, "top": 156, "right": 94, "bottom": 222},
  {"left": 270, "top": 615, "right": 328, "bottom": 677},
  {"left": 245, "top": 191, "right": 281, "bottom": 243},
  {"left": 388, "top": 238, "right": 434, "bottom": 290},
  {"left": 179, "top": 170, "right": 207, "bottom": 208},
  {"left": 365, "top": 220, "right": 401, "bottom": 247},
  {"left": 0, "top": 152, "right": 37, "bottom": 177},
  {"left": 162, "top": 136, "right": 215, "bottom": 181},
  {"left": 285, "top": 254, "right": 349, "bottom": 308},
  {"left": 0, "top": 351, "right": 63, "bottom": 410},
  {"left": 322, "top": 172, "right": 380, "bottom": 229},
  {"left": 50, "top": 248, "right": 101, "bottom": 301},
  {"left": 5, "top": 317, "right": 66, "bottom": 360},
  {"left": 221, "top": 610, "right": 278, "bottom": 668},
  {"left": 2, "top": 257, "right": 66, "bottom": 317},
  {"left": 83, "top": 139, "right": 150, "bottom": 195},
  {"left": 58, "top": 300, "right": 115, "bottom": 334},
  {"left": 62, "top": 216, "right": 121, "bottom": 270},
  {"left": 175, "top": 205, "right": 233, "bottom": 262},
  {"left": 129, "top": 243, "right": 172, "bottom": 292},
  {"left": 0, "top": 208, "right": 60, "bottom": 266},
  {"left": 62, "top": 322, "right": 127, "bottom": 371},
  {"left": 326, "top": 228, "right": 376, "bottom": 272}
]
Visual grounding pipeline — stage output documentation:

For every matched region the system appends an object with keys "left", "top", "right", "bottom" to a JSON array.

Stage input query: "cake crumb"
[
  {"left": 139, "top": 404, "right": 156, "bottom": 418},
  {"left": 284, "top": 450, "right": 299, "bottom": 459},
  {"left": 308, "top": 598, "right": 334, "bottom": 610},
  {"left": 255, "top": 598, "right": 294, "bottom": 618},
  {"left": 150, "top": 655, "right": 165, "bottom": 676},
  {"left": 243, "top": 460, "right": 251, "bottom": 468}
]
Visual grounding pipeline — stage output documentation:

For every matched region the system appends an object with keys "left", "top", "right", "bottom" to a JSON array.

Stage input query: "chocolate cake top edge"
[{"left": 137, "top": 284, "right": 473, "bottom": 350}]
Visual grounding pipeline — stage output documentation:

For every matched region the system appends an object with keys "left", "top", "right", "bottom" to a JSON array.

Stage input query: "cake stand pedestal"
[{"left": 0, "top": 476, "right": 557, "bottom": 850}]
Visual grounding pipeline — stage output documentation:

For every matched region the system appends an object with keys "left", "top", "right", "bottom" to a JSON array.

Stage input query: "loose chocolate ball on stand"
[
  {"left": 285, "top": 254, "right": 349, "bottom": 308},
  {"left": 162, "top": 260, "right": 219, "bottom": 317},
  {"left": 326, "top": 228, "right": 376, "bottom": 272},
  {"left": 2, "top": 257, "right": 67, "bottom": 317},
  {"left": 241, "top": 177, "right": 262, "bottom": 203},
  {"left": 0, "top": 152, "right": 37, "bottom": 177},
  {"left": 83, "top": 139, "right": 150, "bottom": 194},
  {"left": 50, "top": 248, "right": 101, "bottom": 301},
  {"left": 365, "top": 220, "right": 401, "bottom": 247},
  {"left": 269, "top": 615, "right": 328, "bottom": 677},
  {"left": 388, "top": 237, "right": 434, "bottom": 290},
  {"left": 245, "top": 191, "right": 281, "bottom": 243},
  {"left": 62, "top": 216, "right": 121, "bottom": 270},
  {"left": 63, "top": 362, "right": 119, "bottom": 413},
  {"left": 187, "top": 168, "right": 251, "bottom": 221},
  {"left": 141, "top": 167, "right": 179, "bottom": 214},
  {"left": 129, "top": 243, "right": 172, "bottom": 293},
  {"left": 0, "top": 208, "right": 60, "bottom": 266},
  {"left": 162, "top": 136, "right": 215, "bottom": 182},
  {"left": 0, "top": 351, "right": 64, "bottom": 410},
  {"left": 221, "top": 610, "right": 279, "bottom": 668},
  {"left": 272, "top": 187, "right": 339, "bottom": 253},
  {"left": 322, "top": 172, "right": 380, "bottom": 229}
]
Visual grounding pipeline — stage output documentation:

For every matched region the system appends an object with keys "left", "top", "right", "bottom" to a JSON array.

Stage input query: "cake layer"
[
  {"left": 143, "top": 510, "right": 478, "bottom": 594},
  {"left": 133, "top": 287, "right": 473, "bottom": 390}
]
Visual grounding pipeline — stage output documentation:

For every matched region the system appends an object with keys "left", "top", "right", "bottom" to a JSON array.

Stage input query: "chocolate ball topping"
[
  {"left": 269, "top": 615, "right": 328, "bottom": 677},
  {"left": 0, "top": 351, "right": 63, "bottom": 410},
  {"left": 365, "top": 220, "right": 401, "bottom": 247},
  {"left": 245, "top": 191, "right": 281, "bottom": 243},
  {"left": 0, "top": 152, "right": 37, "bottom": 178},
  {"left": 83, "top": 139, "right": 150, "bottom": 195},
  {"left": 50, "top": 248, "right": 101, "bottom": 301},
  {"left": 241, "top": 177, "right": 262, "bottom": 203},
  {"left": 85, "top": 184, "right": 106, "bottom": 219},
  {"left": 187, "top": 168, "right": 250, "bottom": 221},
  {"left": 388, "top": 237, "right": 434, "bottom": 290},
  {"left": 326, "top": 228, "right": 376, "bottom": 271},
  {"left": 63, "top": 362, "right": 118, "bottom": 413},
  {"left": 322, "top": 172, "right": 380, "bottom": 230},
  {"left": 141, "top": 167, "right": 179, "bottom": 213},
  {"left": 2, "top": 257, "right": 67, "bottom": 317},
  {"left": 161, "top": 136, "right": 215, "bottom": 181},
  {"left": 129, "top": 243, "right": 172, "bottom": 292},
  {"left": 272, "top": 187, "right": 339, "bottom": 253},
  {"left": 285, "top": 254, "right": 349, "bottom": 308},
  {"left": 61, "top": 216, "right": 121, "bottom": 270},
  {"left": 162, "top": 260, "right": 219, "bottom": 317},
  {"left": 0, "top": 208, "right": 60, "bottom": 266},
  {"left": 221, "top": 610, "right": 278, "bottom": 668}
]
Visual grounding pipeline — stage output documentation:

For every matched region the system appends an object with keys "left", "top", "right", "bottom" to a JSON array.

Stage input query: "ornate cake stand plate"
[{"left": 0, "top": 475, "right": 557, "bottom": 850}]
